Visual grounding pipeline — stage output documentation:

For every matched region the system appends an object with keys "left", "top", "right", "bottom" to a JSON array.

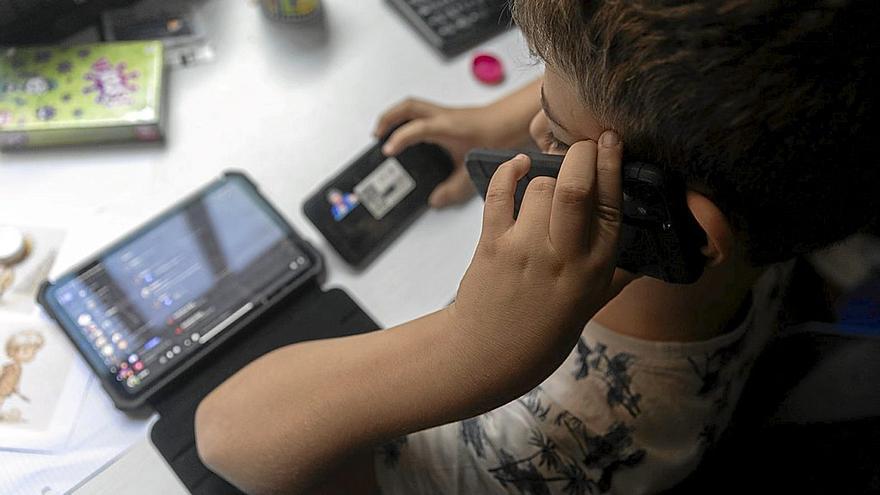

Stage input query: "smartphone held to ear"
[{"left": 465, "top": 149, "right": 706, "bottom": 283}]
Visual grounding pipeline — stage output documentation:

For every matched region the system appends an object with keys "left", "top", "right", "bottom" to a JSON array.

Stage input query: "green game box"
[{"left": 0, "top": 41, "right": 165, "bottom": 150}]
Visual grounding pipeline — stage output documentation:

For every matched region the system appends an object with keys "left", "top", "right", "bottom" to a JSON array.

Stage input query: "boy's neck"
[{"left": 594, "top": 260, "right": 764, "bottom": 343}]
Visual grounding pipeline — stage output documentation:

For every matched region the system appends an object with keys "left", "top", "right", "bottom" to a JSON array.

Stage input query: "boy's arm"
[
  {"left": 195, "top": 137, "right": 632, "bottom": 494},
  {"left": 376, "top": 77, "right": 543, "bottom": 153}
]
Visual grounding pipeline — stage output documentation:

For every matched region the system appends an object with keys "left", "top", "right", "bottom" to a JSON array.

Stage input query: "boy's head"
[
  {"left": 513, "top": 0, "right": 877, "bottom": 266},
  {"left": 6, "top": 330, "right": 44, "bottom": 363}
]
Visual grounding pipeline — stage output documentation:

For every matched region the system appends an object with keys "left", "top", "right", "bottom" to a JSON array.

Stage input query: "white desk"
[{"left": 0, "top": 0, "right": 540, "bottom": 492}]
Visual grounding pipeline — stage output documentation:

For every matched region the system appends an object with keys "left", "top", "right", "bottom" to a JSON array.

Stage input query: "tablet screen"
[{"left": 44, "top": 175, "right": 313, "bottom": 397}]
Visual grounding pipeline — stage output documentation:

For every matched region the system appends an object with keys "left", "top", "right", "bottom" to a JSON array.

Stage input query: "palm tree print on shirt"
[
  {"left": 460, "top": 390, "right": 646, "bottom": 494},
  {"left": 378, "top": 436, "right": 408, "bottom": 468},
  {"left": 687, "top": 336, "right": 746, "bottom": 447},
  {"left": 573, "top": 338, "right": 642, "bottom": 418}
]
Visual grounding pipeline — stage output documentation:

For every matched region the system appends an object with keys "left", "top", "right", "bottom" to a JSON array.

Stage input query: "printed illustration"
[
  {"left": 82, "top": 57, "right": 140, "bottom": 107},
  {"left": 0, "top": 312, "right": 89, "bottom": 452},
  {"left": 0, "top": 330, "right": 45, "bottom": 423}
]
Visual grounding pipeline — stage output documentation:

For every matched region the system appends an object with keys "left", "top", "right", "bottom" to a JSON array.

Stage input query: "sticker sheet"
[{"left": 354, "top": 157, "right": 416, "bottom": 220}]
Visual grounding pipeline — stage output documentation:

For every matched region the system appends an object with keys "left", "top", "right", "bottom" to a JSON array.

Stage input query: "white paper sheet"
[
  {"left": 0, "top": 367, "right": 151, "bottom": 494},
  {"left": 0, "top": 311, "right": 92, "bottom": 454}
]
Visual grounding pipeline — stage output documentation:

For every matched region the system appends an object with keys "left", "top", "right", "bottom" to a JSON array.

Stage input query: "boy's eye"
[{"left": 544, "top": 130, "right": 570, "bottom": 153}]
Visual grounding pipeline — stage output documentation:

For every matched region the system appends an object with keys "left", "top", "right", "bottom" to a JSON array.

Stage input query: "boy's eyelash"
[{"left": 544, "top": 130, "right": 570, "bottom": 152}]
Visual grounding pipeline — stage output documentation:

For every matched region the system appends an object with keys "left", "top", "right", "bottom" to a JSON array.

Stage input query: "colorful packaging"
[
  {"left": 0, "top": 41, "right": 165, "bottom": 150},
  {"left": 260, "top": 0, "right": 322, "bottom": 22}
]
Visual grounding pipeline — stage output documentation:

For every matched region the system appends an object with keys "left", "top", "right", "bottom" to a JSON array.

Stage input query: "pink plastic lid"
[{"left": 472, "top": 53, "right": 505, "bottom": 85}]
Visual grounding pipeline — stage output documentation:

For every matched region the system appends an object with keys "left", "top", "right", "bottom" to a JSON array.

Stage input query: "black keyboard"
[
  {"left": 386, "top": 0, "right": 512, "bottom": 58},
  {"left": 0, "top": 0, "right": 138, "bottom": 44}
]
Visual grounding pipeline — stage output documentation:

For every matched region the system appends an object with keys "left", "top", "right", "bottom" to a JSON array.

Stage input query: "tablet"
[{"left": 38, "top": 171, "right": 322, "bottom": 410}]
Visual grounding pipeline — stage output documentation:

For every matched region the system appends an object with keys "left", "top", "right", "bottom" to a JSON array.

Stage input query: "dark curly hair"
[{"left": 512, "top": 0, "right": 878, "bottom": 264}]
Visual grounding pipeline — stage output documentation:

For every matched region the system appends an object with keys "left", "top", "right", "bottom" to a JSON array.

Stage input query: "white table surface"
[{"left": 0, "top": 0, "right": 540, "bottom": 492}]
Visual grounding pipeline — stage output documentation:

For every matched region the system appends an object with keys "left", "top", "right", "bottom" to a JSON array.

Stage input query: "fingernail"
[
  {"left": 601, "top": 131, "right": 619, "bottom": 147},
  {"left": 514, "top": 153, "right": 528, "bottom": 161},
  {"left": 382, "top": 144, "right": 394, "bottom": 155}
]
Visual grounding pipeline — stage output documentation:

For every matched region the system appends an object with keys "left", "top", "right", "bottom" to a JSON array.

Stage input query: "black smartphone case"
[
  {"left": 465, "top": 149, "right": 706, "bottom": 283},
  {"left": 303, "top": 142, "right": 453, "bottom": 269}
]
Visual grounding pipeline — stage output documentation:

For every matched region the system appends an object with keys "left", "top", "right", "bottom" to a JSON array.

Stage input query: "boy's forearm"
[{"left": 194, "top": 307, "right": 537, "bottom": 494}]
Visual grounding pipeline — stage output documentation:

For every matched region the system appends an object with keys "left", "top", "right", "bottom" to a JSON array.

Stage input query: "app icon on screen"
[{"left": 326, "top": 188, "right": 359, "bottom": 221}]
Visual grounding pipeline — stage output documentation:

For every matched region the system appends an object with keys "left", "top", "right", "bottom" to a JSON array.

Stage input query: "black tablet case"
[{"left": 148, "top": 284, "right": 379, "bottom": 494}]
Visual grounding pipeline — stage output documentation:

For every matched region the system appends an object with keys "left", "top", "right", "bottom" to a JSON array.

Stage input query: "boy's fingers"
[
  {"left": 482, "top": 154, "right": 530, "bottom": 239},
  {"left": 381, "top": 120, "right": 440, "bottom": 156},
  {"left": 590, "top": 131, "right": 624, "bottom": 261},
  {"left": 374, "top": 98, "right": 436, "bottom": 138},
  {"left": 515, "top": 176, "right": 556, "bottom": 238},
  {"left": 428, "top": 169, "right": 476, "bottom": 208},
  {"left": 548, "top": 141, "right": 598, "bottom": 255}
]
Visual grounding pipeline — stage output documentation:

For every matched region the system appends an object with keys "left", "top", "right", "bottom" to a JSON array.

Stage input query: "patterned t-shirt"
[{"left": 375, "top": 262, "right": 792, "bottom": 494}]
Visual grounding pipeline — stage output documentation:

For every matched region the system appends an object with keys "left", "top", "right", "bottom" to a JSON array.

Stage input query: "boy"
[{"left": 194, "top": 1, "right": 877, "bottom": 493}]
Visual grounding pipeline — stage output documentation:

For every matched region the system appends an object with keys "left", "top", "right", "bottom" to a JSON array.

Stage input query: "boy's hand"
[
  {"left": 448, "top": 133, "right": 636, "bottom": 388},
  {"left": 375, "top": 98, "right": 504, "bottom": 208},
  {"left": 374, "top": 83, "right": 542, "bottom": 208}
]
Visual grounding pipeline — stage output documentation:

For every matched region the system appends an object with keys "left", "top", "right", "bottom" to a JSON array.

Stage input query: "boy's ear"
[{"left": 686, "top": 190, "right": 735, "bottom": 267}]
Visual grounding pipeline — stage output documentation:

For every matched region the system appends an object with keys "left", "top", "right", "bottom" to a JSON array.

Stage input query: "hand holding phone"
[
  {"left": 450, "top": 141, "right": 638, "bottom": 388},
  {"left": 466, "top": 148, "right": 706, "bottom": 283}
]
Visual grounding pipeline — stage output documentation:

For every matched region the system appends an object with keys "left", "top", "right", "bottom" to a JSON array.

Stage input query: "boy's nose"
[{"left": 528, "top": 110, "right": 551, "bottom": 151}]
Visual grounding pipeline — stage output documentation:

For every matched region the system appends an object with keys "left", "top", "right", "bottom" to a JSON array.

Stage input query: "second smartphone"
[{"left": 304, "top": 141, "right": 453, "bottom": 268}]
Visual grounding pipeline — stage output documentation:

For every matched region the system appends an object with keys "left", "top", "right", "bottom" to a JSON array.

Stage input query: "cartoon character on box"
[{"left": 83, "top": 57, "right": 140, "bottom": 107}]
